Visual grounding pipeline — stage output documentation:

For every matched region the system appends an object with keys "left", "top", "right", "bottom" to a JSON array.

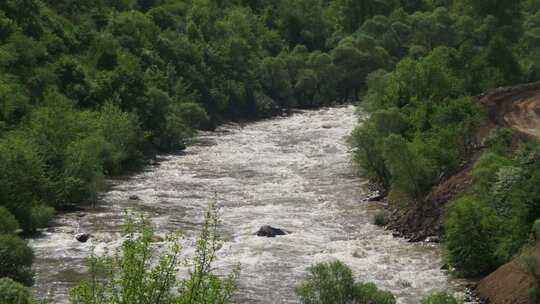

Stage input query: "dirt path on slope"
[
  {"left": 480, "top": 81, "right": 540, "bottom": 139},
  {"left": 503, "top": 94, "right": 540, "bottom": 138}
]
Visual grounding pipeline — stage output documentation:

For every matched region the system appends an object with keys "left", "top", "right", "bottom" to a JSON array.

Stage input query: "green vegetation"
[
  {"left": 296, "top": 260, "right": 396, "bottom": 304},
  {"left": 421, "top": 292, "right": 461, "bottom": 304},
  {"left": 70, "top": 202, "right": 239, "bottom": 304},
  {"left": 347, "top": 0, "right": 540, "bottom": 287},
  {"left": 0, "top": 234, "right": 34, "bottom": 286},
  {"left": 444, "top": 141, "right": 540, "bottom": 277},
  {"left": 0, "top": 278, "right": 37, "bottom": 304},
  {"left": 1, "top": 0, "right": 539, "bottom": 301}
]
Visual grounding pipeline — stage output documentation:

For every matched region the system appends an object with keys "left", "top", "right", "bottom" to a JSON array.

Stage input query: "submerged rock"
[
  {"left": 129, "top": 195, "right": 140, "bottom": 201},
  {"left": 75, "top": 233, "right": 90, "bottom": 243},
  {"left": 256, "top": 225, "right": 288, "bottom": 237}
]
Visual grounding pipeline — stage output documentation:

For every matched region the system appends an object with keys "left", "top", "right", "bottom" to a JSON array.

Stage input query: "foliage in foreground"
[
  {"left": 69, "top": 202, "right": 239, "bottom": 304},
  {"left": 0, "top": 234, "right": 34, "bottom": 286},
  {"left": 0, "top": 278, "right": 37, "bottom": 304},
  {"left": 296, "top": 260, "right": 395, "bottom": 304}
]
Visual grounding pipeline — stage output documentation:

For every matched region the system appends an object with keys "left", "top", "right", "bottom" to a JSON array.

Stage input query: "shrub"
[
  {"left": 374, "top": 210, "right": 390, "bottom": 226},
  {"left": 484, "top": 128, "right": 514, "bottom": 155},
  {"left": 296, "top": 260, "right": 396, "bottom": 304},
  {"left": 296, "top": 261, "right": 355, "bottom": 304},
  {"left": 98, "top": 101, "right": 143, "bottom": 174},
  {"left": 70, "top": 201, "right": 239, "bottom": 304},
  {"left": 29, "top": 204, "right": 54, "bottom": 232},
  {"left": 445, "top": 196, "right": 501, "bottom": 277},
  {"left": 0, "top": 131, "right": 50, "bottom": 232},
  {"left": 0, "top": 277, "right": 35, "bottom": 304},
  {"left": 532, "top": 219, "right": 540, "bottom": 241},
  {"left": 383, "top": 134, "right": 435, "bottom": 199},
  {"left": 354, "top": 282, "right": 396, "bottom": 304},
  {"left": 0, "top": 206, "right": 19, "bottom": 234},
  {"left": 0, "top": 234, "right": 34, "bottom": 285},
  {"left": 421, "top": 292, "right": 461, "bottom": 304}
]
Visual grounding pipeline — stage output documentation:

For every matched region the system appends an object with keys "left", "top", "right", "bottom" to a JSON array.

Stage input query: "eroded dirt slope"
[{"left": 480, "top": 81, "right": 540, "bottom": 139}]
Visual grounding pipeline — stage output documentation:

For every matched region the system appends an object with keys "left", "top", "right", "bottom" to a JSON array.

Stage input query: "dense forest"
[{"left": 1, "top": 0, "right": 540, "bottom": 303}]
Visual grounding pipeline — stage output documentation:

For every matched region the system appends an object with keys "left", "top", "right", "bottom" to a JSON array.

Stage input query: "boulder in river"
[
  {"left": 75, "top": 233, "right": 90, "bottom": 243},
  {"left": 256, "top": 225, "right": 288, "bottom": 237},
  {"left": 129, "top": 195, "right": 140, "bottom": 201}
]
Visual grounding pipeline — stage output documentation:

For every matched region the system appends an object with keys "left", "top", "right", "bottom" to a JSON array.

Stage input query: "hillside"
[{"left": 389, "top": 81, "right": 540, "bottom": 242}]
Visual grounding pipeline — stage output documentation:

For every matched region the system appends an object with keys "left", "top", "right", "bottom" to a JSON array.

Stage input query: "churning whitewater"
[{"left": 31, "top": 106, "right": 458, "bottom": 304}]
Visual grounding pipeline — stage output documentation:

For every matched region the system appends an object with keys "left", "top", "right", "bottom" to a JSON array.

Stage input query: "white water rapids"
[{"left": 31, "top": 106, "right": 465, "bottom": 303}]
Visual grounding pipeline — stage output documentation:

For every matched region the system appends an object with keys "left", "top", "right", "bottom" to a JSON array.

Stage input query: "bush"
[
  {"left": 98, "top": 101, "right": 143, "bottom": 174},
  {"left": 296, "top": 260, "right": 395, "bottom": 304},
  {"left": 532, "top": 219, "right": 540, "bottom": 241},
  {"left": 0, "top": 278, "right": 35, "bottom": 304},
  {"left": 354, "top": 282, "right": 396, "bottom": 304},
  {"left": 0, "top": 206, "right": 19, "bottom": 234},
  {"left": 0, "top": 234, "right": 34, "bottom": 285},
  {"left": 70, "top": 201, "right": 239, "bottom": 304},
  {"left": 383, "top": 134, "right": 435, "bottom": 199},
  {"left": 29, "top": 204, "right": 54, "bottom": 232},
  {"left": 296, "top": 261, "right": 355, "bottom": 304},
  {"left": 445, "top": 196, "right": 500, "bottom": 277},
  {"left": 421, "top": 292, "right": 461, "bottom": 304},
  {"left": 0, "top": 131, "right": 50, "bottom": 232},
  {"left": 484, "top": 128, "right": 514, "bottom": 155},
  {"left": 374, "top": 210, "right": 390, "bottom": 226}
]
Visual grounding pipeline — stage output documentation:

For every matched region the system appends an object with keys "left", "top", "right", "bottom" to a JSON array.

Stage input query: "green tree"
[
  {"left": 296, "top": 260, "right": 395, "bottom": 304},
  {"left": 0, "top": 206, "right": 19, "bottom": 234},
  {"left": 0, "top": 234, "right": 34, "bottom": 285},
  {"left": 0, "top": 131, "right": 50, "bottom": 232},
  {"left": 445, "top": 196, "right": 500, "bottom": 277},
  {"left": 70, "top": 202, "right": 239, "bottom": 304},
  {"left": 383, "top": 134, "right": 435, "bottom": 199},
  {"left": 0, "top": 277, "right": 36, "bottom": 304}
]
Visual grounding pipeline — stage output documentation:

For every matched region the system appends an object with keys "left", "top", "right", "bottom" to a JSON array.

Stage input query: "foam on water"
[{"left": 31, "top": 106, "right": 465, "bottom": 303}]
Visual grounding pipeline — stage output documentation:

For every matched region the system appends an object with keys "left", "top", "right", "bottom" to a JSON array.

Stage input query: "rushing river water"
[{"left": 31, "top": 106, "right": 465, "bottom": 304}]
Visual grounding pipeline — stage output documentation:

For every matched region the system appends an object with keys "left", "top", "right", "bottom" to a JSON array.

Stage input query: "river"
[{"left": 31, "top": 106, "right": 463, "bottom": 304}]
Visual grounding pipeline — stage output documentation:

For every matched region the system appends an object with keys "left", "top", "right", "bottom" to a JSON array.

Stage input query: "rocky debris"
[
  {"left": 366, "top": 192, "right": 385, "bottom": 202},
  {"left": 425, "top": 236, "right": 441, "bottom": 243},
  {"left": 256, "top": 225, "right": 289, "bottom": 237},
  {"left": 149, "top": 159, "right": 160, "bottom": 166},
  {"left": 129, "top": 195, "right": 140, "bottom": 201},
  {"left": 75, "top": 233, "right": 90, "bottom": 243},
  {"left": 396, "top": 279, "right": 412, "bottom": 288},
  {"left": 56, "top": 203, "right": 85, "bottom": 213}
]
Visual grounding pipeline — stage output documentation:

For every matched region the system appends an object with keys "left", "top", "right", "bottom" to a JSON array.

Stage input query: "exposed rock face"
[
  {"left": 75, "top": 233, "right": 90, "bottom": 243},
  {"left": 256, "top": 225, "right": 288, "bottom": 237}
]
